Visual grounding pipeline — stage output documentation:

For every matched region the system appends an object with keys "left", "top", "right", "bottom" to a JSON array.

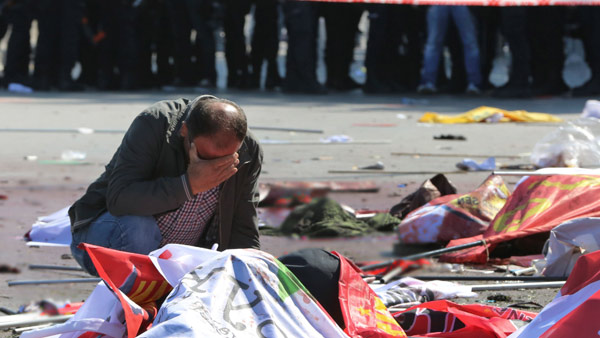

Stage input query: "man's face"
[{"left": 191, "top": 132, "right": 242, "bottom": 160}]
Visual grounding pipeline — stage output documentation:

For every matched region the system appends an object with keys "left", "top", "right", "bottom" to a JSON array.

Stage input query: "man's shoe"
[
  {"left": 465, "top": 83, "right": 481, "bottom": 95},
  {"left": 417, "top": 83, "right": 437, "bottom": 94},
  {"left": 197, "top": 78, "right": 216, "bottom": 89},
  {"left": 532, "top": 82, "right": 568, "bottom": 97},
  {"left": 265, "top": 72, "right": 282, "bottom": 90},
  {"left": 283, "top": 81, "right": 327, "bottom": 94},
  {"left": 58, "top": 78, "right": 85, "bottom": 92},
  {"left": 363, "top": 77, "right": 393, "bottom": 94},
  {"left": 326, "top": 77, "right": 361, "bottom": 91},
  {"left": 492, "top": 84, "right": 532, "bottom": 98},
  {"left": 573, "top": 79, "right": 600, "bottom": 97}
]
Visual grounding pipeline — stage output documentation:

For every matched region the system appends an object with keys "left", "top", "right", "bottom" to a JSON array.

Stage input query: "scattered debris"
[
  {"left": 60, "top": 150, "right": 86, "bottom": 161},
  {"left": 456, "top": 157, "right": 496, "bottom": 171},
  {"left": 392, "top": 151, "right": 521, "bottom": 159},
  {"left": 433, "top": 134, "right": 466, "bottom": 141},
  {"left": 320, "top": 135, "right": 352, "bottom": 143},
  {"left": 581, "top": 99, "right": 600, "bottom": 119},
  {"left": 487, "top": 294, "right": 512, "bottom": 302},
  {"left": 0, "top": 264, "right": 20, "bottom": 273},
  {"left": 530, "top": 117, "right": 600, "bottom": 168},
  {"left": 360, "top": 161, "right": 385, "bottom": 170},
  {"left": 352, "top": 123, "right": 397, "bottom": 127},
  {"left": 390, "top": 173, "right": 457, "bottom": 219}
]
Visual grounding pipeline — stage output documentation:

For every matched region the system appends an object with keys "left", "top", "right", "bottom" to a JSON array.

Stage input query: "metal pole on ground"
[
  {"left": 8, "top": 278, "right": 101, "bottom": 286},
  {"left": 361, "top": 240, "right": 486, "bottom": 272}
]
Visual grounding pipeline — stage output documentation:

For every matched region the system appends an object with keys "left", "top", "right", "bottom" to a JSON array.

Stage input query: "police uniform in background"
[
  {"left": 282, "top": 0, "right": 324, "bottom": 94},
  {"left": 364, "top": 4, "right": 424, "bottom": 94},
  {"left": 93, "top": 0, "right": 138, "bottom": 90},
  {"left": 135, "top": 0, "right": 175, "bottom": 88},
  {"left": 34, "top": 0, "right": 85, "bottom": 91},
  {"left": 492, "top": 7, "right": 531, "bottom": 98},
  {"left": 321, "top": 2, "right": 363, "bottom": 91},
  {"left": 573, "top": 6, "right": 600, "bottom": 96},
  {"left": 2, "top": 0, "right": 33, "bottom": 87},
  {"left": 494, "top": 7, "right": 567, "bottom": 98},
  {"left": 165, "top": 0, "right": 219, "bottom": 87},
  {"left": 249, "top": 0, "right": 282, "bottom": 90},
  {"left": 528, "top": 6, "right": 567, "bottom": 96},
  {"left": 223, "top": 0, "right": 251, "bottom": 89}
]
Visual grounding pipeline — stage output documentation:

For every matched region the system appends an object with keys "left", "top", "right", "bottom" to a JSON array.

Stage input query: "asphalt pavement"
[{"left": 0, "top": 89, "right": 589, "bottom": 337}]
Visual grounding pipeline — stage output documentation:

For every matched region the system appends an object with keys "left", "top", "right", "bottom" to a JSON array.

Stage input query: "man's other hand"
[{"left": 187, "top": 142, "right": 239, "bottom": 195}]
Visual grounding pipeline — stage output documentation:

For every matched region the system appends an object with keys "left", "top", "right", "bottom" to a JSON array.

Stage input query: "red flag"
[
  {"left": 359, "top": 258, "right": 430, "bottom": 276},
  {"left": 333, "top": 251, "right": 407, "bottom": 338},
  {"left": 511, "top": 250, "right": 600, "bottom": 337},
  {"left": 82, "top": 243, "right": 172, "bottom": 338},
  {"left": 441, "top": 175, "right": 600, "bottom": 263},
  {"left": 394, "top": 300, "right": 537, "bottom": 338}
]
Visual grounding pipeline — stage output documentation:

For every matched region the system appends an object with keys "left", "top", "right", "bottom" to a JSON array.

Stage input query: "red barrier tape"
[{"left": 304, "top": 0, "right": 600, "bottom": 5}]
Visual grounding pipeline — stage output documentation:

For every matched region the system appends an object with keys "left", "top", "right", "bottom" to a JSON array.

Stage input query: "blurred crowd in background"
[{"left": 1, "top": 0, "right": 600, "bottom": 98}]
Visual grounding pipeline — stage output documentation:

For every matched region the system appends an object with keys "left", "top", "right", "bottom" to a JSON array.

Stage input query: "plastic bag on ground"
[{"left": 530, "top": 117, "right": 600, "bottom": 168}]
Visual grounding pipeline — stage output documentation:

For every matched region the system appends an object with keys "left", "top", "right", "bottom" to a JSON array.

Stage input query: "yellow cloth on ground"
[{"left": 419, "top": 106, "right": 563, "bottom": 124}]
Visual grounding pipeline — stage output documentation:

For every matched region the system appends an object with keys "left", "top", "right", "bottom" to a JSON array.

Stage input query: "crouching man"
[{"left": 69, "top": 95, "right": 263, "bottom": 275}]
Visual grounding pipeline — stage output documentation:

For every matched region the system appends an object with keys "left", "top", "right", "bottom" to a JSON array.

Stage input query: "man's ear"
[{"left": 180, "top": 122, "right": 188, "bottom": 138}]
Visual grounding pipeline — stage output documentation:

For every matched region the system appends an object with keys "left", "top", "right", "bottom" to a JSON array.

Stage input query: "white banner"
[{"left": 141, "top": 247, "right": 349, "bottom": 338}]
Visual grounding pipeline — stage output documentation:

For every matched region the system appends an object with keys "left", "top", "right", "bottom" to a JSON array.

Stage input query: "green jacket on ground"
[{"left": 69, "top": 97, "right": 263, "bottom": 250}]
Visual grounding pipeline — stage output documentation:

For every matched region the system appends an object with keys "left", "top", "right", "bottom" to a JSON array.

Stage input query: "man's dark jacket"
[{"left": 69, "top": 98, "right": 263, "bottom": 250}]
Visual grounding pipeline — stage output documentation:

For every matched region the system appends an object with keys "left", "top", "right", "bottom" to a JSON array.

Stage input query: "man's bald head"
[{"left": 184, "top": 96, "right": 247, "bottom": 144}]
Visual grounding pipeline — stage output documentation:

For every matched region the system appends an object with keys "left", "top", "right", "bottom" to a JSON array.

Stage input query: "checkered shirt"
[{"left": 156, "top": 185, "right": 220, "bottom": 246}]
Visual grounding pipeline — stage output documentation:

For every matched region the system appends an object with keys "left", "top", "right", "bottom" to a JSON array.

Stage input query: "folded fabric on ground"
[
  {"left": 372, "top": 277, "right": 477, "bottom": 308},
  {"left": 534, "top": 217, "right": 600, "bottom": 277},
  {"left": 419, "top": 106, "right": 562, "bottom": 124},
  {"left": 277, "top": 197, "right": 400, "bottom": 237},
  {"left": 441, "top": 174, "right": 600, "bottom": 264},
  {"left": 397, "top": 175, "right": 510, "bottom": 244},
  {"left": 24, "top": 206, "right": 71, "bottom": 247},
  {"left": 509, "top": 250, "right": 600, "bottom": 337},
  {"left": 393, "top": 300, "right": 537, "bottom": 338}
]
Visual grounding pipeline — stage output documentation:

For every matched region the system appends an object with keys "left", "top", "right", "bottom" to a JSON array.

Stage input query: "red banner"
[
  {"left": 83, "top": 244, "right": 172, "bottom": 338},
  {"left": 333, "top": 251, "right": 407, "bottom": 337},
  {"left": 394, "top": 300, "right": 537, "bottom": 338},
  {"left": 441, "top": 175, "right": 600, "bottom": 263},
  {"left": 305, "top": 0, "right": 600, "bottom": 5}
]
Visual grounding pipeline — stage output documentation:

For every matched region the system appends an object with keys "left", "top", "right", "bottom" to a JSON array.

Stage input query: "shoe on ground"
[
  {"left": 491, "top": 84, "right": 532, "bottom": 98},
  {"left": 283, "top": 80, "right": 327, "bottom": 95},
  {"left": 326, "top": 77, "right": 362, "bottom": 91},
  {"left": 465, "top": 83, "right": 481, "bottom": 95},
  {"left": 573, "top": 78, "right": 600, "bottom": 97},
  {"left": 417, "top": 83, "right": 437, "bottom": 94},
  {"left": 532, "top": 82, "right": 568, "bottom": 97},
  {"left": 363, "top": 77, "right": 393, "bottom": 94}
]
